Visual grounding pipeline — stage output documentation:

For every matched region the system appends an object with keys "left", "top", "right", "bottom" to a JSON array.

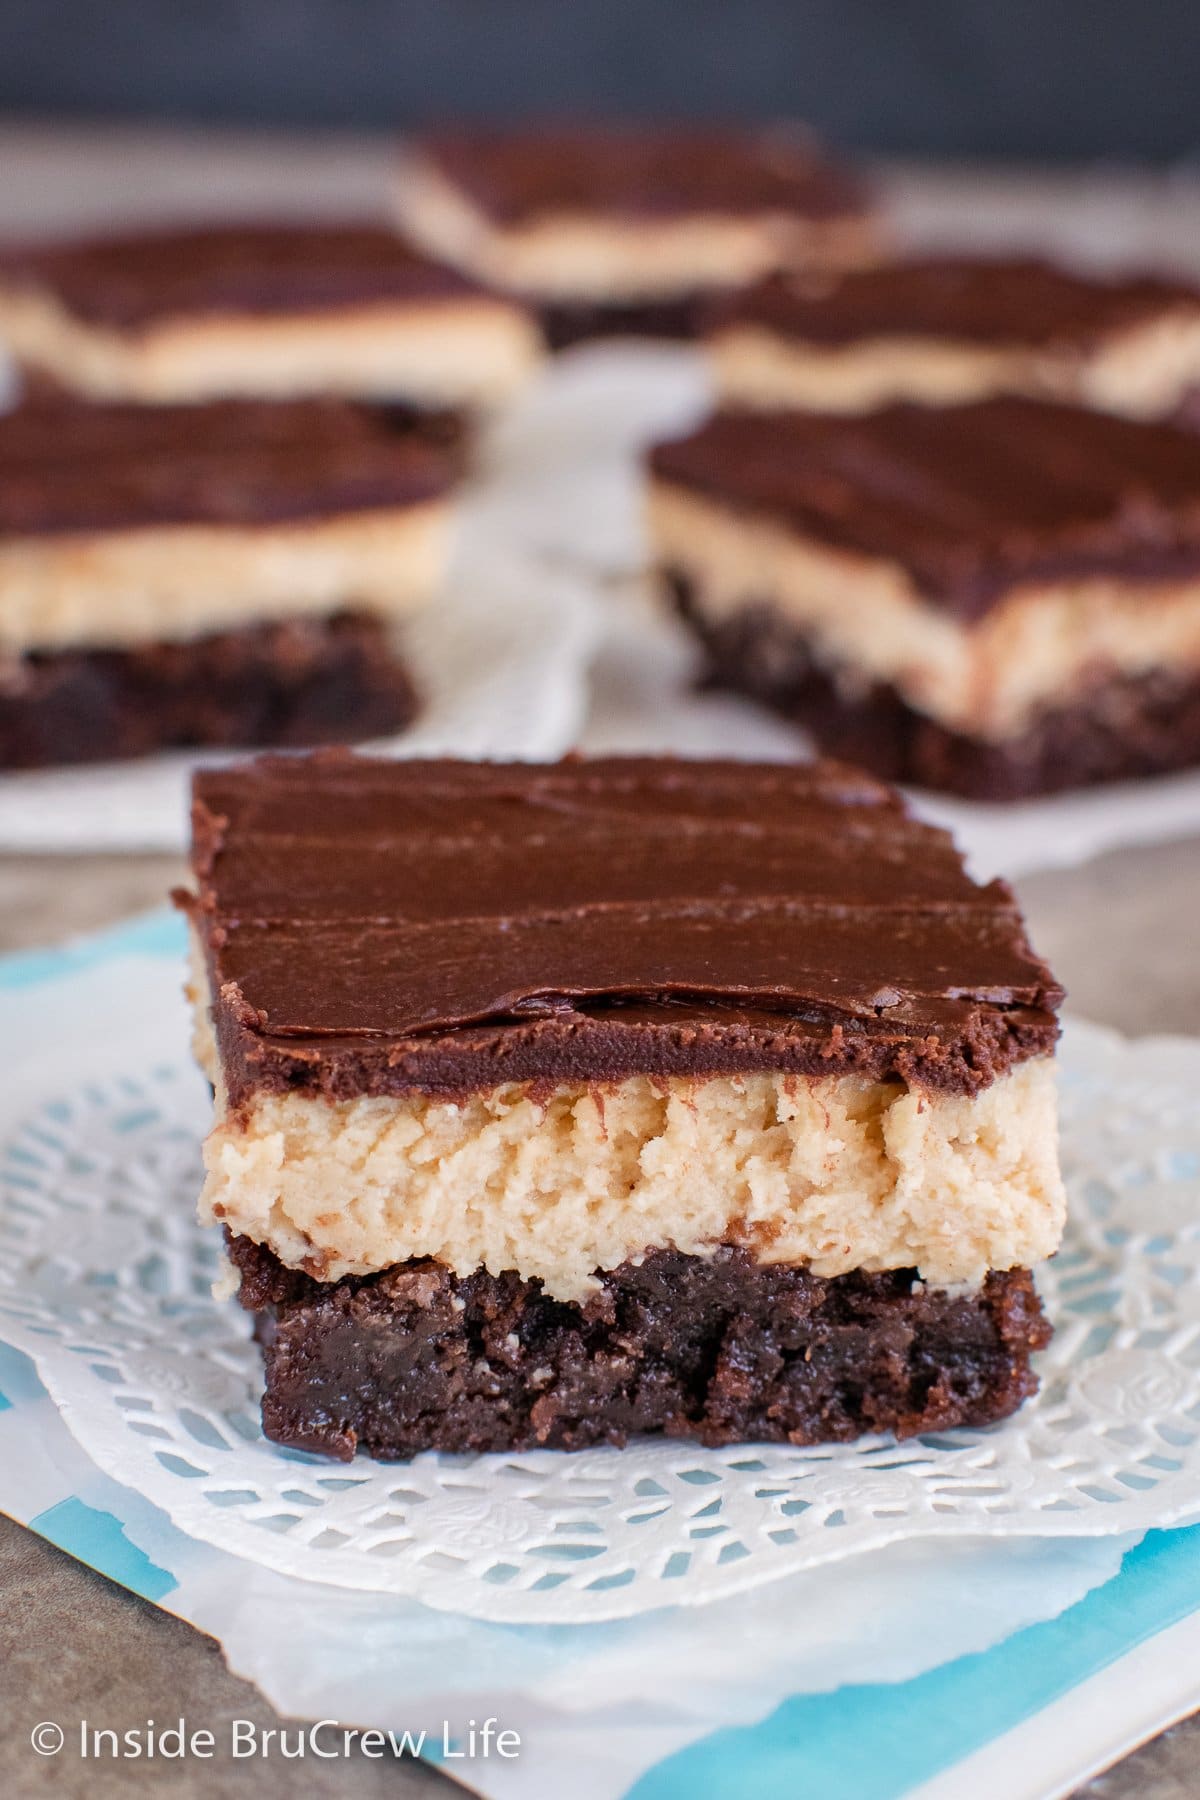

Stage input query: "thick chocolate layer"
[
  {"left": 411, "top": 126, "right": 869, "bottom": 226},
  {"left": 0, "top": 396, "right": 451, "bottom": 538},
  {"left": 184, "top": 754, "right": 1061, "bottom": 1105},
  {"left": 649, "top": 400, "right": 1200, "bottom": 620},
  {"left": 228, "top": 1234, "right": 1049, "bottom": 1461},
  {"left": 18, "top": 371, "right": 472, "bottom": 464},
  {"left": 672, "top": 576, "right": 1200, "bottom": 799},
  {"left": 0, "top": 223, "right": 478, "bottom": 331},
  {"left": 716, "top": 257, "right": 1200, "bottom": 348},
  {"left": 0, "top": 612, "right": 419, "bottom": 770}
]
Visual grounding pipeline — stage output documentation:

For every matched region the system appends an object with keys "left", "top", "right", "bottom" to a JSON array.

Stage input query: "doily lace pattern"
[{"left": 1, "top": 1021, "right": 1198, "bottom": 1623}]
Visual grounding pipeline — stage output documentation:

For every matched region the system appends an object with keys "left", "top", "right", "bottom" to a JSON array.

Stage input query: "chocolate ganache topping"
[
  {"left": 0, "top": 397, "right": 451, "bottom": 537},
  {"left": 182, "top": 753, "right": 1061, "bottom": 1104},
  {"left": 0, "top": 223, "right": 478, "bottom": 330},
  {"left": 414, "top": 126, "right": 870, "bottom": 225},
  {"left": 716, "top": 257, "right": 1200, "bottom": 349}
]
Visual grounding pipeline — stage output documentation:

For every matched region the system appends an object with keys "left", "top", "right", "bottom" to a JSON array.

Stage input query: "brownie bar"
[
  {"left": 649, "top": 399, "right": 1200, "bottom": 616},
  {"left": 0, "top": 223, "right": 541, "bottom": 406},
  {"left": 648, "top": 399, "right": 1200, "bottom": 798},
  {"left": 0, "top": 612, "right": 419, "bottom": 772},
  {"left": 0, "top": 397, "right": 448, "bottom": 767},
  {"left": 184, "top": 754, "right": 1063, "bottom": 1461},
  {"left": 709, "top": 257, "right": 1200, "bottom": 417},
  {"left": 228, "top": 1235, "right": 1050, "bottom": 1461},
  {"left": 672, "top": 576, "right": 1200, "bottom": 800},
  {"left": 393, "top": 126, "right": 878, "bottom": 347}
]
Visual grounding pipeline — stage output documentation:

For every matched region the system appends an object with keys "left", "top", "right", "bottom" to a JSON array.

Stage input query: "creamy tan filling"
[
  {"left": 199, "top": 1055, "right": 1063, "bottom": 1304},
  {"left": 711, "top": 329, "right": 1068, "bottom": 413},
  {"left": 393, "top": 155, "right": 878, "bottom": 301},
  {"left": 190, "top": 941, "right": 1062, "bottom": 1305},
  {"left": 1079, "top": 311, "right": 1200, "bottom": 416},
  {"left": 710, "top": 312, "right": 1200, "bottom": 417},
  {"left": 649, "top": 482, "right": 1200, "bottom": 738},
  {"left": 0, "top": 500, "right": 449, "bottom": 654},
  {"left": 0, "top": 288, "right": 541, "bottom": 405}
]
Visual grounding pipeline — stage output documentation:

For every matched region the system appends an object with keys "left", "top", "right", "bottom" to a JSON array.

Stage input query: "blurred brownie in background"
[
  {"left": 394, "top": 125, "right": 879, "bottom": 349},
  {"left": 648, "top": 397, "right": 1200, "bottom": 799},
  {"left": 0, "top": 223, "right": 541, "bottom": 431},
  {"left": 0, "top": 397, "right": 453, "bottom": 768},
  {"left": 708, "top": 256, "right": 1200, "bottom": 418}
]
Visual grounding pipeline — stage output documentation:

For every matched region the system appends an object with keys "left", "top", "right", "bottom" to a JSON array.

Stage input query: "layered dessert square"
[
  {"left": 649, "top": 398, "right": 1200, "bottom": 798},
  {"left": 181, "top": 752, "right": 1064, "bottom": 1462},
  {"left": 393, "top": 126, "right": 878, "bottom": 350},
  {"left": 709, "top": 257, "right": 1200, "bottom": 419},
  {"left": 0, "top": 223, "right": 540, "bottom": 415},
  {"left": 0, "top": 397, "right": 451, "bottom": 768}
]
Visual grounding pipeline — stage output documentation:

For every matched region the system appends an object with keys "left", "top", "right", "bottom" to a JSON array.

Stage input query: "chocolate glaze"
[
  {"left": 183, "top": 753, "right": 1061, "bottom": 1106},
  {"left": 672, "top": 574, "right": 1200, "bottom": 800},
  {"left": 0, "top": 612, "right": 419, "bottom": 772},
  {"left": 715, "top": 256, "right": 1200, "bottom": 349},
  {"left": 0, "top": 396, "right": 451, "bottom": 536},
  {"left": 0, "top": 223, "right": 481, "bottom": 331},
  {"left": 413, "top": 125, "right": 871, "bottom": 225},
  {"left": 228, "top": 1234, "right": 1049, "bottom": 1460},
  {"left": 649, "top": 398, "right": 1200, "bottom": 619}
]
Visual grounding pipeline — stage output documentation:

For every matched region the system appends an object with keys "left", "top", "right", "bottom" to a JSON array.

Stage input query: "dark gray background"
[{"left": 1, "top": 0, "right": 1198, "bottom": 161}]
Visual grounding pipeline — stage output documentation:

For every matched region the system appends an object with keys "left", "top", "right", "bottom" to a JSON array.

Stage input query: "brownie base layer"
[
  {"left": 0, "top": 611, "right": 420, "bottom": 770},
  {"left": 228, "top": 1234, "right": 1051, "bottom": 1462},
  {"left": 669, "top": 574, "right": 1200, "bottom": 801},
  {"left": 537, "top": 291, "right": 724, "bottom": 350}
]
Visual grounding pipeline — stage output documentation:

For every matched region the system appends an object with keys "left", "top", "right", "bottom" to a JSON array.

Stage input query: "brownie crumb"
[{"left": 227, "top": 1234, "right": 1051, "bottom": 1463}]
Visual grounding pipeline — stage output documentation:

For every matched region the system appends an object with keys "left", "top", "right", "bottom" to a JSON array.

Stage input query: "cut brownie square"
[
  {"left": 709, "top": 257, "right": 1200, "bottom": 419},
  {"left": 393, "top": 125, "right": 879, "bottom": 349},
  {"left": 180, "top": 752, "right": 1064, "bottom": 1462},
  {"left": 648, "top": 398, "right": 1200, "bottom": 799},
  {"left": 0, "top": 397, "right": 451, "bottom": 768},
  {"left": 0, "top": 223, "right": 540, "bottom": 409}
]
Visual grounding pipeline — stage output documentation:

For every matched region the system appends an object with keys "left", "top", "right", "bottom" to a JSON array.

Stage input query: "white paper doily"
[{"left": 0, "top": 1016, "right": 1198, "bottom": 1624}]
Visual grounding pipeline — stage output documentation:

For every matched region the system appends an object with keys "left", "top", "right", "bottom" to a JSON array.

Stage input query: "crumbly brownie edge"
[
  {"left": 670, "top": 572, "right": 1200, "bottom": 801},
  {"left": 0, "top": 611, "right": 420, "bottom": 770},
  {"left": 226, "top": 1234, "right": 1050, "bottom": 1461}
]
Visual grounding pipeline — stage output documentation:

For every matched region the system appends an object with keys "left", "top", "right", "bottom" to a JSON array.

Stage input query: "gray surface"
[
  {"left": 2, "top": 838, "right": 1200, "bottom": 1797},
  {"left": 0, "top": 0, "right": 1199, "bottom": 160}
]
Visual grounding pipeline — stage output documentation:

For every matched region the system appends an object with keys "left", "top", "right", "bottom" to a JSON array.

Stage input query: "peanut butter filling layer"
[
  {"left": 0, "top": 289, "right": 540, "bottom": 406},
  {"left": 0, "top": 501, "right": 448, "bottom": 655},
  {"left": 710, "top": 312, "right": 1200, "bottom": 418},
  {"left": 198, "top": 1056, "right": 1064, "bottom": 1304},
  {"left": 648, "top": 482, "right": 1200, "bottom": 740}
]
